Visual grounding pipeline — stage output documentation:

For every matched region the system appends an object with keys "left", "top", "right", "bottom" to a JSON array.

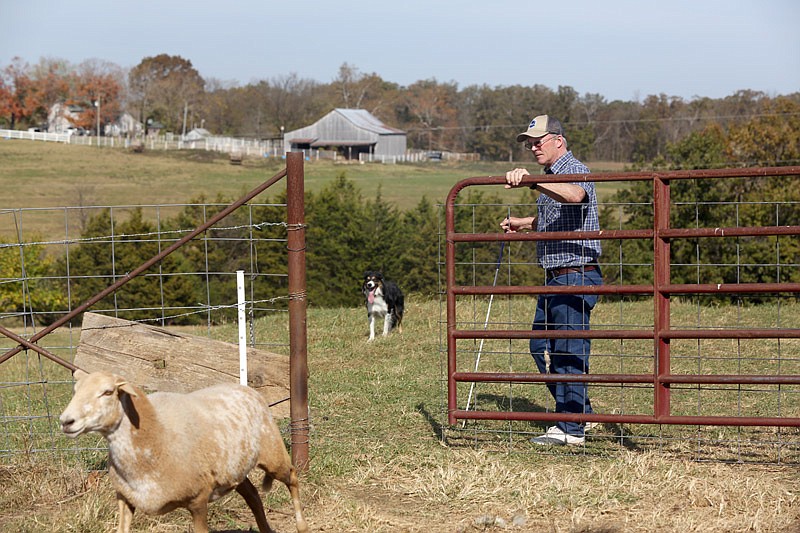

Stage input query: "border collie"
[{"left": 362, "top": 271, "right": 404, "bottom": 341}]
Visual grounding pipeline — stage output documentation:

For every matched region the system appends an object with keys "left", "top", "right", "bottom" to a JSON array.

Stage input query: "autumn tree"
[
  {"left": 0, "top": 73, "right": 9, "bottom": 127},
  {"left": 458, "top": 83, "right": 556, "bottom": 160},
  {"left": 217, "top": 74, "right": 328, "bottom": 138},
  {"left": 263, "top": 73, "right": 328, "bottom": 134},
  {"left": 333, "top": 63, "right": 373, "bottom": 109},
  {"left": 399, "top": 79, "right": 460, "bottom": 152},
  {"left": 66, "top": 59, "right": 124, "bottom": 133},
  {"left": 459, "top": 84, "right": 517, "bottom": 160},
  {"left": 0, "top": 57, "right": 36, "bottom": 129},
  {"left": 128, "top": 54, "right": 204, "bottom": 134},
  {"left": 727, "top": 96, "right": 800, "bottom": 167},
  {"left": 196, "top": 78, "right": 241, "bottom": 135},
  {"left": 27, "top": 57, "right": 72, "bottom": 128},
  {"left": 328, "top": 63, "right": 401, "bottom": 122}
]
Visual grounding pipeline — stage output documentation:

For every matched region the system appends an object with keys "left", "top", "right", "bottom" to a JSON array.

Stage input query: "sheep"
[{"left": 59, "top": 369, "right": 308, "bottom": 533}]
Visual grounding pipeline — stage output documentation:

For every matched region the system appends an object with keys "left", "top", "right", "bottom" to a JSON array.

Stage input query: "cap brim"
[{"left": 516, "top": 130, "right": 550, "bottom": 142}]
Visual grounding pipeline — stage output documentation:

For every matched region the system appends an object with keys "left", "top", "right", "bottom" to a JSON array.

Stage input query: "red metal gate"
[{"left": 446, "top": 166, "right": 800, "bottom": 429}]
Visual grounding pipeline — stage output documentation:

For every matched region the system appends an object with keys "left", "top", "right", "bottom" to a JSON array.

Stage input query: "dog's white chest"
[{"left": 368, "top": 297, "right": 389, "bottom": 317}]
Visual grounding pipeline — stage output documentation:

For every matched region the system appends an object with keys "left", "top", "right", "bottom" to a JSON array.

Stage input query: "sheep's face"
[{"left": 60, "top": 371, "right": 137, "bottom": 438}]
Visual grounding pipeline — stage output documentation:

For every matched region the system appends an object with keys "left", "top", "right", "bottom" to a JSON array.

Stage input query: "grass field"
[
  {"left": 1, "top": 298, "right": 799, "bottom": 532},
  {"left": 0, "top": 139, "right": 627, "bottom": 240}
]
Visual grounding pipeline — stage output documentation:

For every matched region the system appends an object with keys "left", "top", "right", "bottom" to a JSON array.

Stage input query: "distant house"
[
  {"left": 107, "top": 112, "right": 143, "bottom": 137},
  {"left": 145, "top": 119, "right": 165, "bottom": 136},
  {"left": 47, "top": 103, "right": 142, "bottom": 137},
  {"left": 183, "top": 127, "right": 211, "bottom": 141},
  {"left": 47, "top": 103, "right": 86, "bottom": 134},
  {"left": 284, "top": 108, "right": 406, "bottom": 159}
]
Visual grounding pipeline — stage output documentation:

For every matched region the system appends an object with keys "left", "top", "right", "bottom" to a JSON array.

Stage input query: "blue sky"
[{"left": 1, "top": 0, "right": 798, "bottom": 102}]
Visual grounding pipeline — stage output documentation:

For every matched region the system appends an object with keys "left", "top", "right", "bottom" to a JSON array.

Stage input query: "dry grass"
[
  {"left": 3, "top": 445, "right": 798, "bottom": 532},
  {"left": 2, "top": 298, "right": 800, "bottom": 531}
]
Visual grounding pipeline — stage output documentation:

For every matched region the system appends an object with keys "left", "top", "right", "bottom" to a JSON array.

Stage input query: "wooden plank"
[{"left": 75, "top": 312, "right": 290, "bottom": 418}]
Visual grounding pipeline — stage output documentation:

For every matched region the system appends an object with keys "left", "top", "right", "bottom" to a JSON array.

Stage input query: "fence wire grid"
[{"left": 0, "top": 201, "right": 292, "bottom": 461}]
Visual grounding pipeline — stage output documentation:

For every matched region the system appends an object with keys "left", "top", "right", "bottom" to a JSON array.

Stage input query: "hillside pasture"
[{"left": 0, "top": 139, "right": 625, "bottom": 240}]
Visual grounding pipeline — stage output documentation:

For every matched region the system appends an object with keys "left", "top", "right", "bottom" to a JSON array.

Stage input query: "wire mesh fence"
[{"left": 0, "top": 200, "right": 293, "bottom": 462}]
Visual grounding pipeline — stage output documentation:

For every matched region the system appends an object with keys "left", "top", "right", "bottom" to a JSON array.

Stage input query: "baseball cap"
[{"left": 516, "top": 115, "right": 564, "bottom": 142}]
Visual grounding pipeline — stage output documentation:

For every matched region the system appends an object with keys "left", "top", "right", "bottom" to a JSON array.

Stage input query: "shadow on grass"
[
  {"left": 417, "top": 392, "right": 646, "bottom": 451},
  {"left": 415, "top": 402, "right": 444, "bottom": 441}
]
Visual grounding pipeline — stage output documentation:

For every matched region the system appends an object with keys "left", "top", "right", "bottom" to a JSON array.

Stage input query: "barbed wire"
[
  {"left": 0, "top": 296, "right": 292, "bottom": 328},
  {"left": 0, "top": 220, "right": 290, "bottom": 248},
  {"left": 133, "top": 296, "right": 293, "bottom": 324}
]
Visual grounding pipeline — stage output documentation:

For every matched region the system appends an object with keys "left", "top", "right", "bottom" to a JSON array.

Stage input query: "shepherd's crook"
[{"left": 462, "top": 240, "right": 506, "bottom": 421}]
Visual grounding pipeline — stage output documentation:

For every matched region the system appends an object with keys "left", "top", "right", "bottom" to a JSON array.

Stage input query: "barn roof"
[
  {"left": 310, "top": 139, "right": 373, "bottom": 147},
  {"left": 333, "top": 108, "right": 405, "bottom": 135},
  {"left": 283, "top": 108, "right": 407, "bottom": 157}
]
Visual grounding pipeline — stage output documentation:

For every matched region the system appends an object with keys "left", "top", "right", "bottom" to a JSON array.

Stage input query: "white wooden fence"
[
  {"left": 0, "top": 129, "right": 72, "bottom": 143},
  {"left": 0, "top": 129, "right": 282, "bottom": 158},
  {"left": 1, "top": 129, "right": 479, "bottom": 162}
]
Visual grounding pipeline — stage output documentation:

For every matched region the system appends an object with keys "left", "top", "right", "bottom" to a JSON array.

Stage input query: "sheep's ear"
[
  {"left": 116, "top": 380, "right": 139, "bottom": 398},
  {"left": 73, "top": 368, "right": 89, "bottom": 380}
]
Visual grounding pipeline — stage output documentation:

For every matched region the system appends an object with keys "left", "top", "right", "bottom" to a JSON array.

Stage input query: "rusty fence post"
[
  {"left": 653, "top": 175, "right": 671, "bottom": 419},
  {"left": 286, "top": 152, "right": 309, "bottom": 471}
]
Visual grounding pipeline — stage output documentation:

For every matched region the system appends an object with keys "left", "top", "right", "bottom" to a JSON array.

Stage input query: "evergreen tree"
[
  {"left": 305, "top": 173, "right": 372, "bottom": 307},
  {"left": 362, "top": 186, "right": 404, "bottom": 277},
  {"left": 397, "top": 197, "right": 439, "bottom": 295},
  {"left": 62, "top": 208, "right": 201, "bottom": 324}
]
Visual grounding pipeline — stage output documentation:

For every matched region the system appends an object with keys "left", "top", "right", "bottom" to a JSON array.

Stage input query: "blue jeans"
[{"left": 530, "top": 268, "right": 602, "bottom": 437}]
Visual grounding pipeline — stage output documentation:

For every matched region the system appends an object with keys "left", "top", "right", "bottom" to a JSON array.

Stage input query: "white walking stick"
[{"left": 462, "top": 241, "right": 506, "bottom": 424}]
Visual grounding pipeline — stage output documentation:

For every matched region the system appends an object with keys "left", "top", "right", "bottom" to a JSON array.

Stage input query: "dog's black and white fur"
[{"left": 362, "top": 271, "right": 404, "bottom": 341}]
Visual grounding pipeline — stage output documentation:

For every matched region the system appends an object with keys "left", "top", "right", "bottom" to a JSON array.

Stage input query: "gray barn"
[{"left": 284, "top": 108, "right": 406, "bottom": 159}]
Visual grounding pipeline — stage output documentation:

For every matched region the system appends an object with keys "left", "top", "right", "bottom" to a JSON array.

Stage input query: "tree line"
[{"left": 2, "top": 55, "right": 799, "bottom": 164}]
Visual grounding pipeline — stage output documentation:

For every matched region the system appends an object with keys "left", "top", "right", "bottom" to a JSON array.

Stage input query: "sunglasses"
[{"left": 524, "top": 135, "right": 558, "bottom": 149}]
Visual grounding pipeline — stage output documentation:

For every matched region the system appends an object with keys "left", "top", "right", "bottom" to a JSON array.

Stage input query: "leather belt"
[{"left": 546, "top": 264, "right": 597, "bottom": 279}]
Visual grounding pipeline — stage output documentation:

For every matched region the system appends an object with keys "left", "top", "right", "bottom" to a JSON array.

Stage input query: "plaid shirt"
[{"left": 535, "top": 151, "right": 602, "bottom": 270}]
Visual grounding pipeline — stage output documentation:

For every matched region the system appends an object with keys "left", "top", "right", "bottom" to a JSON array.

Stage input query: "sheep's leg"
[
  {"left": 283, "top": 468, "right": 309, "bottom": 533},
  {"left": 236, "top": 478, "right": 274, "bottom": 533},
  {"left": 188, "top": 500, "right": 210, "bottom": 533},
  {"left": 116, "top": 497, "right": 134, "bottom": 533}
]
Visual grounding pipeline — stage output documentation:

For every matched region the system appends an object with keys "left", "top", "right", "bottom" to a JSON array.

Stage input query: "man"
[{"left": 500, "top": 115, "right": 602, "bottom": 445}]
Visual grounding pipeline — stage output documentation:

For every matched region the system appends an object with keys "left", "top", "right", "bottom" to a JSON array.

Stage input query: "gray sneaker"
[
  {"left": 531, "top": 426, "right": 585, "bottom": 446},
  {"left": 584, "top": 422, "right": 601, "bottom": 432}
]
